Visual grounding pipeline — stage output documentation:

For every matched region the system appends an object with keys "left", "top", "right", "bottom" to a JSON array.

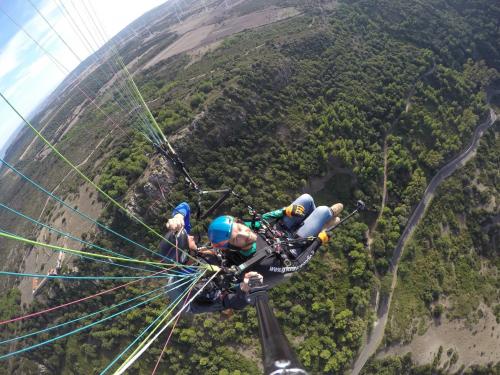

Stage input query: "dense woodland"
[{"left": 0, "top": 0, "right": 499, "bottom": 374}]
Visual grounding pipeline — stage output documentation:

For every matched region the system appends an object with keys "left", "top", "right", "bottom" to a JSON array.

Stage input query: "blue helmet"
[{"left": 208, "top": 215, "right": 234, "bottom": 248}]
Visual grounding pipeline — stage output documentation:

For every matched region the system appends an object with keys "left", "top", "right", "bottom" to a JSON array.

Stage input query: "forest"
[{"left": 0, "top": 0, "right": 499, "bottom": 374}]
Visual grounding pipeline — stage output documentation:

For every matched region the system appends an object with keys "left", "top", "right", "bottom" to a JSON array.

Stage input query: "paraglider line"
[
  {"left": 0, "top": 91, "right": 198, "bottom": 264},
  {"left": 0, "top": 276, "right": 196, "bottom": 346},
  {"left": 0, "top": 267, "right": 176, "bottom": 326},
  {"left": 0, "top": 270, "right": 186, "bottom": 281},
  {"left": 0, "top": 276, "right": 196, "bottom": 360},
  {"left": 0, "top": 230, "right": 198, "bottom": 269},
  {"left": 100, "top": 272, "right": 204, "bottom": 374},
  {"left": 150, "top": 287, "right": 193, "bottom": 375},
  {"left": 113, "top": 271, "right": 220, "bottom": 375},
  {"left": 0, "top": 156, "right": 186, "bottom": 267},
  {"left": 0, "top": 202, "right": 166, "bottom": 274}
]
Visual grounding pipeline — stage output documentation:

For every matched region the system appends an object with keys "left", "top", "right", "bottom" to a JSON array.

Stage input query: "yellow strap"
[{"left": 202, "top": 264, "right": 221, "bottom": 273}]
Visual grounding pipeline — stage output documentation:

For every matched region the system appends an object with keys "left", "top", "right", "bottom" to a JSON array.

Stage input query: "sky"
[{"left": 0, "top": 0, "right": 168, "bottom": 156}]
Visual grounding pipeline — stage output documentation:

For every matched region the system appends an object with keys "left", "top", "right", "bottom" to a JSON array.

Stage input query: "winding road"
[{"left": 351, "top": 108, "right": 498, "bottom": 375}]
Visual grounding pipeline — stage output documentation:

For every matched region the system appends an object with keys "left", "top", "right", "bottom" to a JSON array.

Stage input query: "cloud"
[
  {"left": 92, "top": 0, "right": 167, "bottom": 38},
  {"left": 0, "top": 1, "right": 61, "bottom": 88},
  {"left": 0, "top": 0, "right": 170, "bottom": 152},
  {"left": 4, "top": 54, "right": 59, "bottom": 99},
  {"left": 0, "top": 29, "right": 32, "bottom": 78}
]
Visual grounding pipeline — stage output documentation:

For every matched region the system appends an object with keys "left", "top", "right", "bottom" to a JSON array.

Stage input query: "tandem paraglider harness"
[
  {"left": 164, "top": 200, "right": 365, "bottom": 306},
  {"left": 216, "top": 200, "right": 366, "bottom": 283}
]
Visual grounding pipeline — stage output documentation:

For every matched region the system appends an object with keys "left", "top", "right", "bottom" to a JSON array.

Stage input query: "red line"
[
  {"left": 0, "top": 267, "right": 173, "bottom": 326},
  {"left": 67, "top": 73, "right": 132, "bottom": 140},
  {"left": 151, "top": 286, "right": 194, "bottom": 374}
]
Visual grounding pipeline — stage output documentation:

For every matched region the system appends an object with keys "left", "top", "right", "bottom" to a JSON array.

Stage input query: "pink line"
[
  {"left": 67, "top": 73, "right": 131, "bottom": 140},
  {"left": 151, "top": 287, "right": 194, "bottom": 374},
  {"left": 0, "top": 267, "right": 172, "bottom": 326}
]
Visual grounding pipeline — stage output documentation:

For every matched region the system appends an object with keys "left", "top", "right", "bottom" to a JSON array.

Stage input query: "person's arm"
[
  {"left": 243, "top": 209, "right": 283, "bottom": 230},
  {"left": 187, "top": 272, "right": 262, "bottom": 314},
  {"left": 166, "top": 202, "right": 191, "bottom": 233},
  {"left": 259, "top": 204, "right": 305, "bottom": 222},
  {"left": 261, "top": 208, "right": 285, "bottom": 221},
  {"left": 222, "top": 271, "right": 263, "bottom": 310},
  {"left": 172, "top": 202, "right": 190, "bottom": 218},
  {"left": 221, "top": 286, "right": 248, "bottom": 310},
  {"left": 187, "top": 288, "right": 248, "bottom": 314}
]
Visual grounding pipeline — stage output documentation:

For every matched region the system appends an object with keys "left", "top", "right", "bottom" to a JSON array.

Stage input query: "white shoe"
[{"left": 330, "top": 203, "right": 343, "bottom": 216}]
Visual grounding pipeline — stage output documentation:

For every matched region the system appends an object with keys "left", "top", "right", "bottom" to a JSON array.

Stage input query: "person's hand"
[
  {"left": 166, "top": 213, "right": 184, "bottom": 231},
  {"left": 240, "top": 272, "right": 263, "bottom": 293},
  {"left": 284, "top": 204, "right": 305, "bottom": 217}
]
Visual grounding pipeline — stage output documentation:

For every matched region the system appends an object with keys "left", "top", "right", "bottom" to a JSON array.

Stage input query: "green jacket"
[{"left": 239, "top": 208, "right": 285, "bottom": 257}]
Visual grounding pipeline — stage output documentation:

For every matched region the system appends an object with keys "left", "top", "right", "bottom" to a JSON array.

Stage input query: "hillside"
[
  {"left": 0, "top": 0, "right": 499, "bottom": 374},
  {"left": 362, "top": 123, "right": 499, "bottom": 373}
]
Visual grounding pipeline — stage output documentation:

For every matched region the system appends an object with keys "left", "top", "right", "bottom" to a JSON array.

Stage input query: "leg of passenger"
[
  {"left": 296, "top": 206, "right": 332, "bottom": 238},
  {"left": 282, "top": 194, "right": 316, "bottom": 231}
]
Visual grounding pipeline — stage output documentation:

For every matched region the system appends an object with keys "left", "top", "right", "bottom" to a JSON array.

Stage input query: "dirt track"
[{"left": 351, "top": 108, "right": 498, "bottom": 374}]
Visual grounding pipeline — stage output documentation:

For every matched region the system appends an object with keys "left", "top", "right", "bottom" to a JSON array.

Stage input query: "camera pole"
[{"left": 248, "top": 287, "right": 308, "bottom": 375}]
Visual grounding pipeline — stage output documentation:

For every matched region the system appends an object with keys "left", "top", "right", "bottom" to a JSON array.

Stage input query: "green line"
[
  {"left": 107, "top": 271, "right": 205, "bottom": 374},
  {"left": 114, "top": 271, "right": 218, "bottom": 374},
  {"left": 0, "top": 230, "right": 182, "bottom": 268},
  {"left": 0, "top": 91, "right": 198, "bottom": 264},
  {"left": 120, "top": 59, "right": 167, "bottom": 144},
  {"left": 0, "top": 271, "right": 183, "bottom": 280},
  {"left": 0, "top": 230, "right": 217, "bottom": 272}
]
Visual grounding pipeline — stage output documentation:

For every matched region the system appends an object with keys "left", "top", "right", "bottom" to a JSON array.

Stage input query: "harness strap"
[{"left": 237, "top": 250, "right": 272, "bottom": 274}]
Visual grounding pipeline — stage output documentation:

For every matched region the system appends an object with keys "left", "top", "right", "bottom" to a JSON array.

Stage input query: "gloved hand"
[
  {"left": 284, "top": 204, "right": 305, "bottom": 217},
  {"left": 166, "top": 213, "right": 184, "bottom": 231},
  {"left": 241, "top": 272, "right": 263, "bottom": 293}
]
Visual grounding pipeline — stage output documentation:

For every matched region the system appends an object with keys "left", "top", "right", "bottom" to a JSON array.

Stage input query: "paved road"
[{"left": 351, "top": 108, "right": 498, "bottom": 375}]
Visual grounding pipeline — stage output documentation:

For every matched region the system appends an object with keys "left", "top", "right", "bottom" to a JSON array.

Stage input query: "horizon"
[{"left": 0, "top": 0, "right": 169, "bottom": 157}]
